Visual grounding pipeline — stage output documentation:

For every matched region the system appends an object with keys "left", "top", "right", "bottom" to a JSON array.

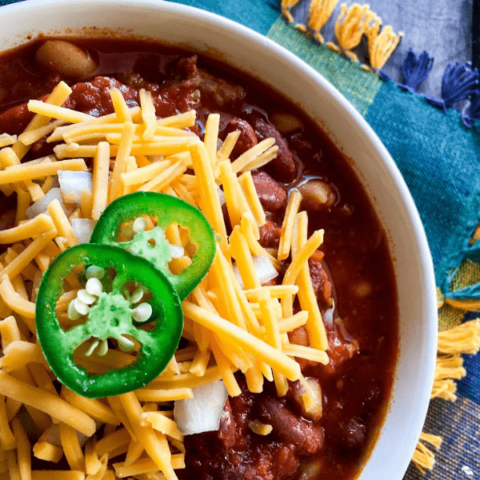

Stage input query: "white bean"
[
  {"left": 35, "top": 40, "right": 97, "bottom": 78},
  {"left": 298, "top": 179, "right": 336, "bottom": 211}
]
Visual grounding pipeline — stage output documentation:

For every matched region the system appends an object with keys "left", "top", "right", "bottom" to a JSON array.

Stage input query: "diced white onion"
[
  {"left": 217, "top": 186, "right": 226, "bottom": 207},
  {"left": 174, "top": 381, "right": 228, "bottom": 435},
  {"left": 44, "top": 424, "right": 91, "bottom": 447},
  {"left": 58, "top": 170, "right": 93, "bottom": 205},
  {"left": 233, "top": 254, "right": 278, "bottom": 289},
  {"left": 253, "top": 254, "right": 278, "bottom": 285},
  {"left": 169, "top": 244, "right": 184, "bottom": 259},
  {"left": 72, "top": 218, "right": 96, "bottom": 244},
  {"left": 26, "top": 188, "right": 68, "bottom": 219}
]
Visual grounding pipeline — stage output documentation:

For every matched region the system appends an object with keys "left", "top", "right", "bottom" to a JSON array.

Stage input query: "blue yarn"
[
  {"left": 446, "top": 281, "right": 480, "bottom": 300},
  {"left": 462, "top": 93, "right": 480, "bottom": 128},
  {"left": 442, "top": 62, "right": 479, "bottom": 108},
  {"left": 401, "top": 49, "right": 434, "bottom": 92},
  {"left": 262, "top": 0, "right": 281, "bottom": 10}
]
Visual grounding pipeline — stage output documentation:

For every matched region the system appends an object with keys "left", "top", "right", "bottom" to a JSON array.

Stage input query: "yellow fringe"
[
  {"left": 281, "top": 0, "right": 301, "bottom": 24},
  {"left": 435, "top": 354, "right": 466, "bottom": 382},
  {"left": 446, "top": 297, "right": 480, "bottom": 311},
  {"left": 437, "top": 287, "right": 444, "bottom": 309},
  {"left": 308, "top": 0, "right": 338, "bottom": 43},
  {"left": 365, "top": 17, "right": 403, "bottom": 70},
  {"left": 412, "top": 433, "right": 442, "bottom": 474},
  {"left": 431, "top": 378, "right": 457, "bottom": 401},
  {"left": 413, "top": 319, "right": 479, "bottom": 471},
  {"left": 334, "top": 3, "right": 376, "bottom": 61},
  {"left": 438, "top": 319, "right": 480, "bottom": 355}
]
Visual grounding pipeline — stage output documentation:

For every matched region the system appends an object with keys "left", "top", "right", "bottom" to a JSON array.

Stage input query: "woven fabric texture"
[{"left": 1, "top": 0, "right": 479, "bottom": 478}]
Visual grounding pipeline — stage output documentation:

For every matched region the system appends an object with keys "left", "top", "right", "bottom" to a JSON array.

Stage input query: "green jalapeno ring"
[
  {"left": 36, "top": 244, "right": 183, "bottom": 399},
  {"left": 90, "top": 192, "right": 216, "bottom": 301}
]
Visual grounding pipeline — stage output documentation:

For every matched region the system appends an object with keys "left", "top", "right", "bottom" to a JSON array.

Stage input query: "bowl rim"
[{"left": 0, "top": 0, "right": 438, "bottom": 477}]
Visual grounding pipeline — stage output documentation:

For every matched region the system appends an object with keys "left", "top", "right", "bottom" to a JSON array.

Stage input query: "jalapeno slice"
[
  {"left": 90, "top": 192, "right": 216, "bottom": 300},
  {"left": 36, "top": 244, "right": 183, "bottom": 398}
]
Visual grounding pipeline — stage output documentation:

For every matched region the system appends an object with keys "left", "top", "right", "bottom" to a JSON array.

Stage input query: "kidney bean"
[
  {"left": 223, "top": 118, "right": 257, "bottom": 158},
  {"left": 259, "top": 397, "right": 324, "bottom": 456},
  {"left": 251, "top": 116, "right": 297, "bottom": 183},
  {"left": 252, "top": 171, "right": 287, "bottom": 212}
]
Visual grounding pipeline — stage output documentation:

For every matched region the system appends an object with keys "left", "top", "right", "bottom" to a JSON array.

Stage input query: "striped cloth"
[{"left": 1, "top": 0, "right": 479, "bottom": 477}]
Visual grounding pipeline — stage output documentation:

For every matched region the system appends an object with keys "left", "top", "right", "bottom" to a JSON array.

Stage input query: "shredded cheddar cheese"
[{"left": 0, "top": 81, "right": 331, "bottom": 480}]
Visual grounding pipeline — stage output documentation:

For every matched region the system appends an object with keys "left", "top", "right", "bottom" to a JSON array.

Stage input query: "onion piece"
[
  {"left": 72, "top": 218, "right": 96, "bottom": 244},
  {"left": 174, "top": 381, "right": 228, "bottom": 435},
  {"left": 217, "top": 185, "right": 226, "bottom": 207},
  {"left": 233, "top": 254, "right": 279, "bottom": 288},
  {"left": 58, "top": 170, "right": 93, "bottom": 205},
  {"left": 43, "top": 423, "right": 92, "bottom": 447},
  {"left": 26, "top": 188, "right": 70, "bottom": 219}
]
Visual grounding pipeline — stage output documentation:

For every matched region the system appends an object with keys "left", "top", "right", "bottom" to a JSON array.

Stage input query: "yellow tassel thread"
[
  {"left": 446, "top": 297, "right": 480, "bottom": 311},
  {"left": 437, "top": 287, "right": 444, "bottom": 309},
  {"left": 412, "top": 432, "right": 442, "bottom": 474},
  {"left": 431, "top": 378, "right": 457, "bottom": 401},
  {"left": 414, "top": 319, "right": 480, "bottom": 469},
  {"left": 435, "top": 354, "right": 466, "bottom": 382},
  {"left": 438, "top": 319, "right": 480, "bottom": 355},
  {"left": 365, "top": 16, "right": 403, "bottom": 69},
  {"left": 308, "top": 0, "right": 339, "bottom": 43},
  {"left": 281, "top": 0, "right": 301, "bottom": 23},
  {"left": 334, "top": 3, "right": 376, "bottom": 61}
]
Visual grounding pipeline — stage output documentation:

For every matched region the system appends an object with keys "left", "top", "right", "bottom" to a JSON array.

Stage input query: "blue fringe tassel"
[
  {"left": 462, "top": 93, "right": 480, "bottom": 129},
  {"left": 400, "top": 49, "right": 434, "bottom": 92},
  {"left": 427, "top": 62, "right": 480, "bottom": 111},
  {"left": 262, "top": 0, "right": 281, "bottom": 10}
]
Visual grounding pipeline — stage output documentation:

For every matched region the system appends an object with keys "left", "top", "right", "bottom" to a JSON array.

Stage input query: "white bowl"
[{"left": 0, "top": 1, "right": 438, "bottom": 478}]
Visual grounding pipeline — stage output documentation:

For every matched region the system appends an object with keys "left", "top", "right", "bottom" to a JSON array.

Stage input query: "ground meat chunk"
[
  {"left": 252, "top": 171, "right": 287, "bottom": 212},
  {"left": 250, "top": 116, "right": 297, "bottom": 183},
  {"left": 174, "top": 55, "right": 198, "bottom": 78},
  {"left": 308, "top": 251, "right": 332, "bottom": 308},
  {"left": 258, "top": 397, "right": 324, "bottom": 456},
  {"left": 259, "top": 218, "right": 282, "bottom": 249},
  {"left": 186, "top": 68, "right": 247, "bottom": 108},
  {"left": 222, "top": 118, "right": 257, "bottom": 158}
]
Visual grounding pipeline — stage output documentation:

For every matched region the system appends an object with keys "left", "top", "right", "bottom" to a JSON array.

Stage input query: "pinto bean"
[
  {"left": 35, "top": 41, "right": 97, "bottom": 79},
  {"left": 251, "top": 171, "right": 287, "bottom": 212},
  {"left": 259, "top": 397, "right": 324, "bottom": 456},
  {"left": 270, "top": 112, "right": 304, "bottom": 135},
  {"left": 298, "top": 179, "right": 336, "bottom": 210},
  {"left": 251, "top": 116, "right": 297, "bottom": 183}
]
